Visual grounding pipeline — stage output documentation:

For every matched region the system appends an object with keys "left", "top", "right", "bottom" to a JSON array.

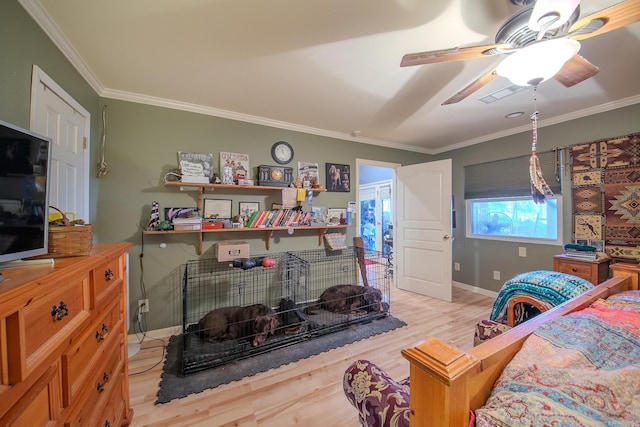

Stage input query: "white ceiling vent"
[{"left": 478, "top": 85, "right": 526, "bottom": 104}]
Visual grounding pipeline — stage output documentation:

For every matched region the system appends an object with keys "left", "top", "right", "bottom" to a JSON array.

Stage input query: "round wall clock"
[{"left": 271, "top": 141, "right": 294, "bottom": 164}]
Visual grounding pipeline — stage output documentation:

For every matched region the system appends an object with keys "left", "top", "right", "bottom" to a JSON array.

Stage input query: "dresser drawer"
[
  {"left": 555, "top": 259, "right": 593, "bottom": 278},
  {"left": 7, "top": 274, "right": 90, "bottom": 382},
  {"left": 90, "top": 254, "right": 124, "bottom": 309},
  {"left": 553, "top": 254, "right": 611, "bottom": 284},
  {"left": 61, "top": 295, "right": 122, "bottom": 406},
  {"left": 64, "top": 340, "right": 123, "bottom": 427},
  {"left": 0, "top": 364, "right": 60, "bottom": 427}
]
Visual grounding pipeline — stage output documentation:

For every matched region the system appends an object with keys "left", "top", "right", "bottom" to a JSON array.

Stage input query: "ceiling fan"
[{"left": 400, "top": 0, "right": 640, "bottom": 105}]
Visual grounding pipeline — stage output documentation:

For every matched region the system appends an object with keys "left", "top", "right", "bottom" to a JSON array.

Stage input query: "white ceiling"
[{"left": 20, "top": 0, "right": 640, "bottom": 154}]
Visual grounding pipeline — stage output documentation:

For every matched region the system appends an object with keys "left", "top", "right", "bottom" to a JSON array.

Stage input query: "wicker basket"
[
  {"left": 45, "top": 206, "right": 93, "bottom": 258},
  {"left": 47, "top": 224, "right": 93, "bottom": 258}
]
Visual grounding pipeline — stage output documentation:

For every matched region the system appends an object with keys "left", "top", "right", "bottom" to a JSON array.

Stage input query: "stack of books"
[
  {"left": 563, "top": 243, "right": 597, "bottom": 261},
  {"left": 245, "top": 209, "right": 313, "bottom": 228},
  {"left": 172, "top": 216, "right": 202, "bottom": 231}
]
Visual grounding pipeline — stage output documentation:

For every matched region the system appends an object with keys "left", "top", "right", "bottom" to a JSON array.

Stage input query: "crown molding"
[{"left": 18, "top": 0, "right": 104, "bottom": 94}]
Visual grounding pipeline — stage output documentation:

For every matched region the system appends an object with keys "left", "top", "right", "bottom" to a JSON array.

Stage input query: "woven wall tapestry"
[{"left": 571, "top": 132, "right": 640, "bottom": 261}]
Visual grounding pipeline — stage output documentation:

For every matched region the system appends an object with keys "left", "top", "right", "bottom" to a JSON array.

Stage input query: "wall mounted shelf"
[{"left": 142, "top": 181, "right": 341, "bottom": 255}]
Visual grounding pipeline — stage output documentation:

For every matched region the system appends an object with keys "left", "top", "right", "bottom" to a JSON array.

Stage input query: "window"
[
  {"left": 464, "top": 151, "right": 563, "bottom": 245},
  {"left": 466, "top": 196, "right": 562, "bottom": 244}
]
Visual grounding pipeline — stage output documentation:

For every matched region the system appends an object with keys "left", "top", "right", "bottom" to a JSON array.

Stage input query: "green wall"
[
  {"left": 435, "top": 103, "right": 640, "bottom": 293},
  {"left": 97, "top": 98, "right": 431, "bottom": 331}
]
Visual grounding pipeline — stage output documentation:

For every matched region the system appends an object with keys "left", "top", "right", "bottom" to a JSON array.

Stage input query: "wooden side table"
[{"left": 553, "top": 254, "right": 611, "bottom": 284}]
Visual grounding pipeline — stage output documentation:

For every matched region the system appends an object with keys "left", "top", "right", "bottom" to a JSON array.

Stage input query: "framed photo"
[
  {"left": 311, "top": 206, "right": 326, "bottom": 221},
  {"left": 203, "top": 198, "right": 232, "bottom": 219},
  {"left": 164, "top": 207, "right": 198, "bottom": 222},
  {"left": 327, "top": 208, "right": 346, "bottom": 222},
  {"left": 325, "top": 163, "right": 350, "bottom": 192},
  {"left": 239, "top": 201, "right": 260, "bottom": 220},
  {"left": 298, "top": 161, "right": 319, "bottom": 186},
  {"left": 220, "top": 152, "right": 250, "bottom": 184}
]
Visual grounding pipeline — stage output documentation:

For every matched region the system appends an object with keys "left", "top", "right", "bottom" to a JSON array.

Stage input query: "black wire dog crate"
[{"left": 180, "top": 247, "right": 391, "bottom": 375}]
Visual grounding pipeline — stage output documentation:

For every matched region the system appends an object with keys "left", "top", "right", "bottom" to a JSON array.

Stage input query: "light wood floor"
[{"left": 127, "top": 285, "right": 493, "bottom": 427}]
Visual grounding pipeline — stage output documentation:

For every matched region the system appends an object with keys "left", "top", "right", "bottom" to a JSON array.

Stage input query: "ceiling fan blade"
[
  {"left": 441, "top": 68, "right": 498, "bottom": 105},
  {"left": 569, "top": 0, "right": 640, "bottom": 41},
  {"left": 400, "top": 44, "right": 510, "bottom": 67},
  {"left": 554, "top": 54, "right": 600, "bottom": 87}
]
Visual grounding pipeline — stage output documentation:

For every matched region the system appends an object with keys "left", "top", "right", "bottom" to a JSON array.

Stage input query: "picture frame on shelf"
[
  {"left": 177, "top": 152, "right": 214, "bottom": 181},
  {"left": 164, "top": 207, "right": 199, "bottom": 222},
  {"left": 325, "top": 163, "right": 350, "bottom": 192},
  {"left": 272, "top": 203, "right": 284, "bottom": 210},
  {"left": 239, "top": 201, "right": 260, "bottom": 223},
  {"left": 311, "top": 206, "right": 326, "bottom": 221},
  {"left": 203, "top": 198, "right": 232, "bottom": 219},
  {"left": 327, "top": 208, "right": 346, "bottom": 222},
  {"left": 220, "top": 152, "right": 250, "bottom": 184}
]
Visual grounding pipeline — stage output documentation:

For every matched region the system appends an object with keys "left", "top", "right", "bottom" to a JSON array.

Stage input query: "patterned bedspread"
[
  {"left": 476, "top": 290, "right": 640, "bottom": 426},
  {"left": 489, "top": 270, "right": 594, "bottom": 323}
]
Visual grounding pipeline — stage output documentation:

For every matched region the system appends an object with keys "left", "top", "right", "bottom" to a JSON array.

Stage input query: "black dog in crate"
[
  {"left": 305, "top": 284, "right": 384, "bottom": 314},
  {"left": 198, "top": 303, "right": 279, "bottom": 347}
]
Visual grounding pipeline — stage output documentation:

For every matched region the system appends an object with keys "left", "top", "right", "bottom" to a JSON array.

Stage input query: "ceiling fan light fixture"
[
  {"left": 496, "top": 38, "right": 580, "bottom": 86},
  {"left": 528, "top": 0, "right": 581, "bottom": 31}
]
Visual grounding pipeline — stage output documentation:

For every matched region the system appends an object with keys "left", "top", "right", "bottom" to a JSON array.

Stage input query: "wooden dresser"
[
  {"left": 0, "top": 242, "right": 133, "bottom": 427},
  {"left": 553, "top": 254, "right": 611, "bottom": 284}
]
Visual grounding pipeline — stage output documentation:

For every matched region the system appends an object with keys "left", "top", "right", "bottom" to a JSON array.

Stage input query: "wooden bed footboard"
[{"left": 401, "top": 264, "right": 639, "bottom": 427}]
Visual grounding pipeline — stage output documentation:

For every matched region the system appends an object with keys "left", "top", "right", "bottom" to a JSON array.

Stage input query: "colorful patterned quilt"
[
  {"left": 489, "top": 270, "right": 594, "bottom": 323},
  {"left": 476, "top": 290, "right": 640, "bottom": 426}
]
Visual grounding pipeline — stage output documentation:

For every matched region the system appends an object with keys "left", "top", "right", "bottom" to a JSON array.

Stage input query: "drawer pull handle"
[
  {"left": 96, "top": 371, "right": 109, "bottom": 393},
  {"left": 572, "top": 267, "right": 578, "bottom": 272},
  {"left": 50, "top": 301, "right": 69, "bottom": 321},
  {"left": 104, "top": 269, "right": 114, "bottom": 281},
  {"left": 95, "top": 324, "right": 109, "bottom": 342},
  {"left": 105, "top": 421, "right": 110, "bottom": 427}
]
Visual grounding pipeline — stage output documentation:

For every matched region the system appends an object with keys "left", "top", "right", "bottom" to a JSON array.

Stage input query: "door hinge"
[{"left": 83, "top": 137, "right": 87, "bottom": 149}]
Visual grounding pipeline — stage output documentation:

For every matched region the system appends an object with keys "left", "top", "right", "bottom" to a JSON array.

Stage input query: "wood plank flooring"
[{"left": 127, "top": 285, "right": 493, "bottom": 427}]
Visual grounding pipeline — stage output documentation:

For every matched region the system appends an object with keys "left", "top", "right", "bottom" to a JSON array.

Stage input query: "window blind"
[{"left": 464, "top": 151, "right": 561, "bottom": 199}]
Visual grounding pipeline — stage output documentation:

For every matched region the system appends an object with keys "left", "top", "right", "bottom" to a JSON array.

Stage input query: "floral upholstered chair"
[{"left": 343, "top": 359, "right": 410, "bottom": 427}]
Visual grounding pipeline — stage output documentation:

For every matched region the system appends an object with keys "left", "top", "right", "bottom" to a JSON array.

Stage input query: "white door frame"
[
  {"left": 356, "top": 158, "right": 400, "bottom": 260},
  {"left": 29, "top": 65, "right": 90, "bottom": 221}
]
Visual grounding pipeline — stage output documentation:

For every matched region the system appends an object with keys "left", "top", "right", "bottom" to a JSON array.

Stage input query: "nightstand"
[{"left": 553, "top": 254, "right": 611, "bottom": 284}]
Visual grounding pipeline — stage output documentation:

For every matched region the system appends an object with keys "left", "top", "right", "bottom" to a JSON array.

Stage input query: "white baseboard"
[
  {"left": 127, "top": 325, "right": 182, "bottom": 345},
  {"left": 453, "top": 281, "right": 498, "bottom": 299}
]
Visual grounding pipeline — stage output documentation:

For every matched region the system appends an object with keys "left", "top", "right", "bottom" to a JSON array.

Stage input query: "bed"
[{"left": 344, "top": 263, "right": 640, "bottom": 427}]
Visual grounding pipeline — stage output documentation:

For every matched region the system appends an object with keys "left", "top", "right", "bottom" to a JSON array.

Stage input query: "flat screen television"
[{"left": 0, "top": 119, "right": 52, "bottom": 263}]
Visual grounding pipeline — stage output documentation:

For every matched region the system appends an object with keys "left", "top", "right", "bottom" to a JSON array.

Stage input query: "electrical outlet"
[
  {"left": 493, "top": 270, "right": 501, "bottom": 280},
  {"left": 518, "top": 246, "right": 527, "bottom": 257},
  {"left": 138, "top": 299, "right": 149, "bottom": 313},
  {"left": 454, "top": 262, "right": 460, "bottom": 271}
]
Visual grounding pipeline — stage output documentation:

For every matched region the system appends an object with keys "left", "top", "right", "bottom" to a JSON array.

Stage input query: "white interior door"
[
  {"left": 29, "top": 66, "right": 90, "bottom": 220},
  {"left": 396, "top": 159, "right": 452, "bottom": 302}
]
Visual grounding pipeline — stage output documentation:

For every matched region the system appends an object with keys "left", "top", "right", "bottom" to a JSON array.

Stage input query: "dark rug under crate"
[{"left": 156, "top": 315, "right": 406, "bottom": 404}]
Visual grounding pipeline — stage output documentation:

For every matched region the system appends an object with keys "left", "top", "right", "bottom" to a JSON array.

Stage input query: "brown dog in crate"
[
  {"left": 198, "top": 304, "right": 279, "bottom": 347},
  {"left": 305, "top": 284, "right": 384, "bottom": 314}
]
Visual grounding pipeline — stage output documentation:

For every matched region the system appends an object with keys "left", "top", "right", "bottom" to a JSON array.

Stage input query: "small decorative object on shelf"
[{"left": 258, "top": 165, "right": 293, "bottom": 187}]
